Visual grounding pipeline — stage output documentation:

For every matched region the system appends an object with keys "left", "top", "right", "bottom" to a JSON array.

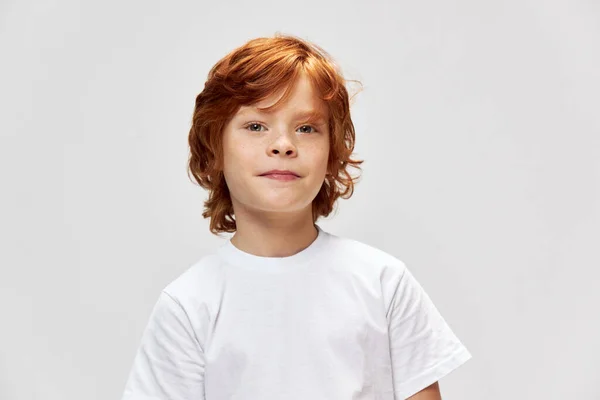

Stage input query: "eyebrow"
[
  {"left": 295, "top": 109, "right": 328, "bottom": 123},
  {"left": 238, "top": 108, "right": 328, "bottom": 123}
]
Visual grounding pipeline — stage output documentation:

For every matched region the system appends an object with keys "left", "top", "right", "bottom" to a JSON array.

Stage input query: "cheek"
[
  {"left": 222, "top": 142, "right": 258, "bottom": 189},
  {"left": 223, "top": 139, "right": 251, "bottom": 168},
  {"left": 222, "top": 143, "right": 240, "bottom": 181},
  {"left": 310, "top": 143, "right": 330, "bottom": 174}
]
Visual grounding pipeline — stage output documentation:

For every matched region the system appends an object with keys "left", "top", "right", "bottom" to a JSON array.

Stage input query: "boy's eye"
[
  {"left": 244, "top": 123, "right": 317, "bottom": 134},
  {"left": 246, "top": 123, "right": 264, "bottom": 132},
  {"left": 297, "top": 125, "right": 316, "bottom": 134}
]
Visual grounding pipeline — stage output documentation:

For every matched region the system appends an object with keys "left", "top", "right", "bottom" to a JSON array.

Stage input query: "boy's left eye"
[{"left": 297, "top": 125, "right": 316, "bottom": 134}]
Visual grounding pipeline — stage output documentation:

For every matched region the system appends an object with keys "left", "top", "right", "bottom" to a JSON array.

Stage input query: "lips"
[{"left": 260, "top": 170, "right": 300, "bottom": 177}]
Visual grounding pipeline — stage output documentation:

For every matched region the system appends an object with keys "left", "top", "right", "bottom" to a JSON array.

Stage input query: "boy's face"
[{"left": 221, "top": 72, "right": 330, "bottom": 218}]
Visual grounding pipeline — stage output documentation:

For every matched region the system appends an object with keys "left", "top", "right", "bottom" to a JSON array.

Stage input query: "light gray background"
[{"left": 1, "top": 0, "right": 599, "bottom": 399}]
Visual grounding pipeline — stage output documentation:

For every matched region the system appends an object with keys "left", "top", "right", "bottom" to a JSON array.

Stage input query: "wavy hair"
[{"left": 187, "top": 33, "right": 364, "bottom": 235}]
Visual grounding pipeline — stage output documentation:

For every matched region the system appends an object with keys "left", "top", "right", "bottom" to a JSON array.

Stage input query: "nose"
[
  {"left": 268, "top": 134, "right": 297, "bottom": 157},
  {"left": 271, "top": 147, "right": 295, "bottom": 156}
]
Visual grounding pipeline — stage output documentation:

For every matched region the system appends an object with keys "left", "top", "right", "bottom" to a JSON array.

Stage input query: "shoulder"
[
  {"left": 324, "top": 232, "right": 415, "bottom": 314},
  {"left": 325, "top": 232, "right": 409, "bottom": 283},
  {"left": 161, "top": 253, "right": 226, "bottom": 307}
]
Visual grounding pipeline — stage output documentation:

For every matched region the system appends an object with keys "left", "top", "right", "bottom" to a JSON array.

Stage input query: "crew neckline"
[{"left": 216, "top": 224, "right": 329, "bottom": 273}]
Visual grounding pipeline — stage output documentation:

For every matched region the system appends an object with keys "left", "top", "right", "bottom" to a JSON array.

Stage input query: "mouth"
[
  {"left": 259, "top": 170, "right": 300, "bottom": 178},
  {"left": 259, "top": 172, "right": 301, "bottom": 181}
]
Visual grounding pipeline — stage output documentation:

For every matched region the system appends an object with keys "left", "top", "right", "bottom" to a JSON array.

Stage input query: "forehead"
[{"left": 237, "top": 73, "right": 329, "bottom": 118}]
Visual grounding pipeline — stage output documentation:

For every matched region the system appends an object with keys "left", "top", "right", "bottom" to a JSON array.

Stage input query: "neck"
[{"left": 230, "top": 204, "right": 318, "bottom": 258}]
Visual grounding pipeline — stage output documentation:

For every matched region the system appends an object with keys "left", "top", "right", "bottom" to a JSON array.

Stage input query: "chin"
[
  {"left": 256, "top": 203, "right": 306, "bottom": 213},
  {"left": 253, "top": 198, "right": 313, "bottom": 213}
]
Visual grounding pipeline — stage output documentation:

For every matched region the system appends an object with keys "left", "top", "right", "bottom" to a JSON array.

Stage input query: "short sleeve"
[
  {"left": 121, "top": 291, "right": 206, "bottom": 400},
  {"left": 386, "top": 265, "right": 472, "bottom": 399}
]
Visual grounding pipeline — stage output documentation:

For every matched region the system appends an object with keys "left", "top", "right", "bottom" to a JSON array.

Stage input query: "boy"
[{"left": 121, "top": 34, "right": 472, "bottom": 399}]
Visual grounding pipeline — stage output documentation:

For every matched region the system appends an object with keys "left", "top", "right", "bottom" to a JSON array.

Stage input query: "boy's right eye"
[{"left": 245, "top": 123, "right": 265, "bottom": 132}]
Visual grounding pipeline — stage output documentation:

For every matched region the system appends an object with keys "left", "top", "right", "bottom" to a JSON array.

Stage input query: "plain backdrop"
[{"left": 1, "top": 0, "right": 599, "bottom": 399}]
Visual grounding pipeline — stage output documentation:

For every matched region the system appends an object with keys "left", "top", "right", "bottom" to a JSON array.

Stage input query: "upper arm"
[
  {"left": 121, "top": 291, "right": 206, "bottom": 400},
  {"left": 407, "top": 381, "right": 442, "bottom": 400},
  {"left": 386, "top": 263, "right": 472, "bottom": 399}
]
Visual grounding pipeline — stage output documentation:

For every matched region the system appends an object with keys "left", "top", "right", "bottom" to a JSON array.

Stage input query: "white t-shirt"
[{"left": 121, "top": 224, "right": 472, "bottom": 400}]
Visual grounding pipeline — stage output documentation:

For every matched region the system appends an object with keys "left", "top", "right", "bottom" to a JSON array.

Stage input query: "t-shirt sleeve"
[
  {"left": 121, "top": 291, "right": 206, "bottom": 400},
  {"left": 386, "top": 264, "right": 472, "bottom": 399}
]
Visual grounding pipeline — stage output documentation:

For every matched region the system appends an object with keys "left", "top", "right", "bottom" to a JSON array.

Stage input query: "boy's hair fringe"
[{"left": 187, "top": 33, "right": 364, "bottom": 235}]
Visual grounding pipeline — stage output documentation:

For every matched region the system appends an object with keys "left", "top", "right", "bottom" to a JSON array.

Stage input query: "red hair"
[{"left": 187, "top": 33, "right": 364, "bottom": 235}]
